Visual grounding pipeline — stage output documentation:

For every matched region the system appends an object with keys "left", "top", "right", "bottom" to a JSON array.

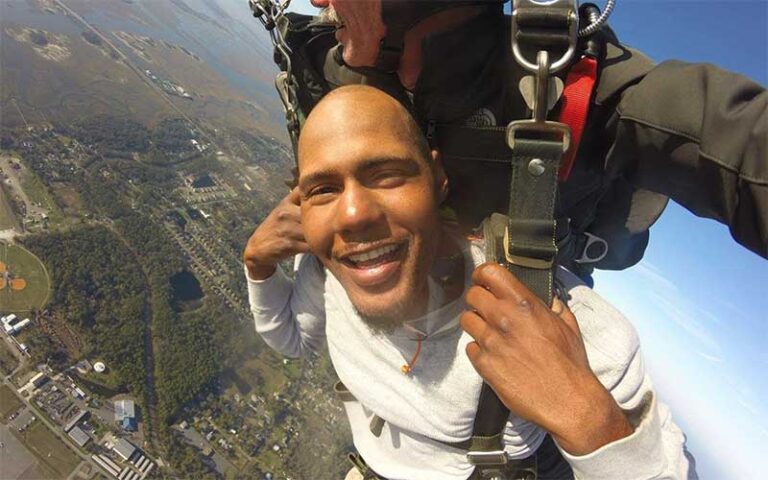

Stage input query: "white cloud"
[
  {"left": 695, "top": 351, "right": 723, "bottom": 363},
  {"left": 634, "top": 261, "right": 680, "bottom": 293},
  {"left": 647, "top": 290, "right": 723, "bottom": 356}
]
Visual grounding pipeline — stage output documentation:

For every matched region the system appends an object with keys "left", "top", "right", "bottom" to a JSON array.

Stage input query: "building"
[
  {"left": 11, "top": 318, "right": 31, "bottom": 334},
  {"left": 122, "top": 417, "right": 136, "bottom": 432},
  {"left": 73, "top": 387, "right": 86, "bottom": 400},
  {"left": 68, "top": 426, "right": 91, "bottom": 447},
  {"left": 30, "top": 372, "right": 48, "bottom": 388},
  {"left": 64, "top": 409, "right": 89, "bottom": 432},
  {"left": 112, "top": 437, "right": 137, "bottom": 462},
  {"left": 92, "top": 455, "right": 120, "bottom": 477},
  {"left": 2, "top": 314, "right": 19, "bottom": 334},
  {"left": 75, "top": 360, "right": 93, "bottom": 374},
  {"left": 115, "top": 399, "right": 136, "bottom": 431}
]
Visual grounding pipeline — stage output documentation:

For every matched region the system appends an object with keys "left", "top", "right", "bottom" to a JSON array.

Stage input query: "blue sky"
[{"left": 285, "top": 1, "right": 768, "bottom": 477}]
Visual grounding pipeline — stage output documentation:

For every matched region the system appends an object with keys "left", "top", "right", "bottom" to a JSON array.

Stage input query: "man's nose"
[
  {"left": 334, "top": 185, "right": 385, "bottom": 236},
  {"left": 310, "top": 0, "right": 329, "bottom": 7}
]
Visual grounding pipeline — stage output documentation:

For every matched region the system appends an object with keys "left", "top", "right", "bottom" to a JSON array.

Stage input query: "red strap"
[{"left": 557, "top": 56, "right": 598, "bottom": 181}]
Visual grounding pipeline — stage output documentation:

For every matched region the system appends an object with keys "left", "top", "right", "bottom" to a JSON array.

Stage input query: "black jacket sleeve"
[{"left": 599, "top": 52, "right": 767, "bottom": 258}]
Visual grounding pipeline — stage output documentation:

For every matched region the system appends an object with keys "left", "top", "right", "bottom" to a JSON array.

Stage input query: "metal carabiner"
[{"left": 506, "top": 52, "right": 571, "bottom": 152}]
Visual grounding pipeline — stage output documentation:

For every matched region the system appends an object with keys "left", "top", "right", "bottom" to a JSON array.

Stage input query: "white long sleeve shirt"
[{"left": 246, "top": 241, "right": 696, "bottom": 480}]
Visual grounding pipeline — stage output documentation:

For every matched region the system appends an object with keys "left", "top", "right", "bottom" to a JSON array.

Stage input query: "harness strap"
[
  {"left": 431, "top": 58, "right": 597, "bottom": 179},
  {"left": 433, "top": 125, "right": 512, "bottom": 163},
  {"left": 557, "top": 55, "right": 598, "bottom": 181},
  {"left": 498, "top": 138, "right": 563, "bottom": 302}
]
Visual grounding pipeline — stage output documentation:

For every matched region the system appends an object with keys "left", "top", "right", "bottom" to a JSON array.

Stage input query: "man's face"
[
  {"left": 311, "top": 0, "right": 386, "bottom": 67},
  {"left": 298, "top": 89, "right": 442, "bottom": 327}
]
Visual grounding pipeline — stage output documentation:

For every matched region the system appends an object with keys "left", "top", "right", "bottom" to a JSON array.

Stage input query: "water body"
[
  {"left": 170, "top": 270, "right": 203, "bottom": 312},
  {"left": 190, "top": 174, "right": 214, "bottom": 188}
]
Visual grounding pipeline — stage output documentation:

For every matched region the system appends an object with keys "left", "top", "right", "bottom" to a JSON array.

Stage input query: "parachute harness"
[{"left": 249, "top": 0, "right": 302, "bottom": 159}]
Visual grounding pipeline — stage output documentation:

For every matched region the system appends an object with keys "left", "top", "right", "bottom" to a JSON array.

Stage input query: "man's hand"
[
  {"left": 243, "top": 188, "right": 309, "bottom": 280},
  {"left": 460, "top": 263, "right": 634, "bottom": 456}
]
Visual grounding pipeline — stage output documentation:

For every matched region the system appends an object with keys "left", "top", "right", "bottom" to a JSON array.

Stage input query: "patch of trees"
[
  {"left": 81, "top": 30, "right": 102, "bottom": 46},
  {"left": 99, "top": 157, "right": 177, "bottom": 189},
  {"left": 22, "top": 227, "right": 148, "bottom": 398},
  {"left": 69, "top": 115, "right": 150, "bottom": 153},
  {"left": 29, "top": 30, "right": 48, "bottom": 46},
  {"left": 237, "top": 130, "right": 291, "bottom": 167},
  {"left": 1, "top": 135, "right": 15, "bottom": 150},
  {"left": 114, "top": 214, "right": 222, "bottom": 424},
  {"left": 152, "top": 118, "right": 197, "bottom": 156},
  {"left": 163, "top": 431, "right": 220, "bottom": 479},
  {"left": 77, "top": 173, "right": 132, "bottom": 219},
  {"left": 25, "top": 328, "right": 69, "bottom": 370}
]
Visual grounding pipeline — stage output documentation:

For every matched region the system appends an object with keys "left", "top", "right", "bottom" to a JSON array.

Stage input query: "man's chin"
[
  {"left": 344, "top": 283, "right": 417, "bottom": 334},
  {"left": 351, "top": 300, "right": 410, "bottom": 335}
]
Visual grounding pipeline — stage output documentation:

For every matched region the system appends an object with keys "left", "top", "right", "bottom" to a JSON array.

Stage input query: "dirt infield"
[{"left": 0, "top": 243, "right": 50, "bottom": 313}]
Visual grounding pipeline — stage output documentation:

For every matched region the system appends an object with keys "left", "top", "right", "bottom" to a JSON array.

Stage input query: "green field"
[
  {"left": 0, "top": 183, "right": 18, "bottom": 231},
  {"left": 0, "top": 242, "right": 51, "bottom": 313},
  {"left": 17, "top": 419, "right": 81, "bottom": 478},
  {"left": 0, "top": 342, "right": 19, "bottom": 376},
  {"left": 21, "top": 170, "right": 64, "bottom": 225},
  {"left": 0, "top": 384, "right": 24, "bottom": 421}
]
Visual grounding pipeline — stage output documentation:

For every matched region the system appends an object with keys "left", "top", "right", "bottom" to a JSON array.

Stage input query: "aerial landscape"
[
  {"left": 1, "top": 0, "right": 349, "bottom": 478},
  {"left": 3, "top": 0, "right": 767, "bottom": 479}
]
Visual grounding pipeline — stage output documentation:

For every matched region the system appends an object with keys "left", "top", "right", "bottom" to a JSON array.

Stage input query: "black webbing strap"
[
  {"left": 433, "top": 125, "right": 513, "bottom": 163},
  {"left": 463, "top": 140, "right": 561, "bottom": 477},
  {"left": 431, "top": 126, "right": 563, "bottom": 474},
  {"left": 504, "top": 138, "right": 562, "bottom": 305},
  {"left": 514, "top": 7, "right": 573, "bottom": 48}
]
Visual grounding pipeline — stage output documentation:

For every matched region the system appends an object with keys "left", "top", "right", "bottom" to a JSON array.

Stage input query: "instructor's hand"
[
  {"left": 460, "top": 263, "right": 633, "bottom": 455},
  {"left": 243, "top": 188, "right": 308, "bottom": 280}
]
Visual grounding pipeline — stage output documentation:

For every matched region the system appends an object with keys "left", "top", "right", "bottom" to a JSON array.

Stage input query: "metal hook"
[{"left": 533, "top": 51, "right": 550, "bottom": 123}]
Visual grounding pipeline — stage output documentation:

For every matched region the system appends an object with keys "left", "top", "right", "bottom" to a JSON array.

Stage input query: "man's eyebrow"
[
  {"left": 356, "top": 156, "right": 418, "bottom": 173},
  {"left": 298, "top": 169, "right": 337, "bottom": 191},
  {"left": 299, "top": 155, "right": 419, "bottom": 190}
]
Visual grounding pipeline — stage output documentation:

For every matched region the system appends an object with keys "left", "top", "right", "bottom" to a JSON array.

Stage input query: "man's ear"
[{"left": 431, "top": 149, "right": 449, "bottom": 203}]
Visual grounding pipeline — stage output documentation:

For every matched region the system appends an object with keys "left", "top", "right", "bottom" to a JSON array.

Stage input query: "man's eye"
[
  {"left": 372, "top": 171, "right": 407, "bottom": 187},
  {"left": 307, "top": 185, "right": 338, "bottom": 198}
]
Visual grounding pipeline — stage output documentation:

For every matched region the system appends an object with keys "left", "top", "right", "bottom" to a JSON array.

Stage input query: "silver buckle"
[
  {"left": 467, "top": 450, "right": 509, "bottom": 466},
  {"left": 574, "top": 232, "right": 609, "bottom": 264}
]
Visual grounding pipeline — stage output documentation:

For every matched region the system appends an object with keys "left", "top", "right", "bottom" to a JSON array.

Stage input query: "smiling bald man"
[{"left": 243, "top": 85, "right": 695, "bottom": 480}]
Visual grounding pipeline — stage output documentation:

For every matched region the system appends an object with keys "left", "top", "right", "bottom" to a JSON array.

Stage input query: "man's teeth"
[{"left": 348, "top": 245, "right": 399, "bottom": 264}]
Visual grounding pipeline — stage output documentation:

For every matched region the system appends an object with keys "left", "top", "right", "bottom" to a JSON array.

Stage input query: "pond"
[{"left": 170, "top": 270, "right": 204, "bottom": 312}]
